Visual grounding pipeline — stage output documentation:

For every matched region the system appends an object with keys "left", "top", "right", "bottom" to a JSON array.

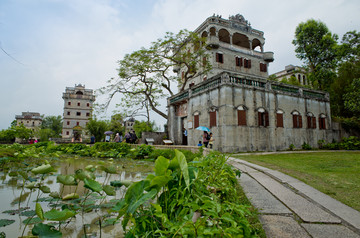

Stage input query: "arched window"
[
  {"left": 319, "top": 114, "right": 326, "bottom": 130},
  {"left": 218, "top": 29, "right": 230, "bottom": 44},
  {"left": 201, "top": 31, "right": 208, "bottom": 38},
  {"left": 209, "top": 108, "right": 217, "bottom": 127},
  {"left": 306, "top": 112, "right": 316, "bottom": 129},
  {"left": 237, "top": 106, "right": 247, "bottom": 126},
  {"left": 276, "top": 110, "right": 284, "bottom": 128},
  {"left": 252, "top": 38, "right": 261, "bottom": 51},
  {"left": 193, "top": 111, "right": 200, "bottom": 129},
  {"left": 258, "top": 108, "right": 269, "bottom": 127},
  {"left": 292, "top": 111, "right": 302, "bottom": 128},
  {"left": 232, "top": 33, "right": 249, "bottom": 48}
]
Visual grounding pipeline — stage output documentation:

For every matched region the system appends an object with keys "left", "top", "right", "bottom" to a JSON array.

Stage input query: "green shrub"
[
  {"left": 302, "top": 142, "right": 312, "bottom": 150},
  {"left": 289, "top": 144, "right": 295, "bottom": 151}
]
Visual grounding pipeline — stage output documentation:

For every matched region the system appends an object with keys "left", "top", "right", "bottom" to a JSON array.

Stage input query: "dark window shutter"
[
  {"left": 203, "top": 57, "right": 207, "bottom": 67},
  {"left": 312, "top": 117, "right": 317, "bottom": 129},
  {"left": 216, "top": 53, "right": 219, "bottom": 62},
  {"left": 293, "top": 115, "right": 297, "bottom": 128},
  {"left": 299, "top": 115, "right": 303, "bottom": 128},
  {"left": 248, "top": 59, "right": 252, "bottom": 68},
  {"left": 194, "top": 115, "right": 199, "bottom": 129},
  {"left": 276, "top": 113, "right": 283, "bottom": 127},
  {"left": 258, "top": 112, "right": 262, "bottom": 126},
  {"left": 210, "top": 111, "right": 216, "bottom": 127},
  {"left": 238, "top": 110, "right": 246, "bottom": 126},
  {"left": 235, "top": 57, "right": 239, "bottom": 66},
  {"left": 307, "top": 116, "right": 311, "bottom": 128},
  {"left": 265, "top": 112, "right": 269, "bottom": 127}
]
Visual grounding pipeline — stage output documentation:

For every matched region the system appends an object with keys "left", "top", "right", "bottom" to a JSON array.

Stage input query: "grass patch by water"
[{"left": 234, "top": 151, "right": 360, "bottom": 212}]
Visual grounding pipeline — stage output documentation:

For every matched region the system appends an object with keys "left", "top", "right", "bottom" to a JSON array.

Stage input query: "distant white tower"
[{"left": 62, "top": 84, "right": 95, "bottom": 142}]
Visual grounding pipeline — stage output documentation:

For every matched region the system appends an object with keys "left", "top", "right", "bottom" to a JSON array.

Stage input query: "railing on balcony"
[
  {"left": 271, "top": 84, "right": 299, "bottom": 94},
  {"left": 230, "top": 76, "right": 266, "bottom": 88},
  {"left": 303, "top": 90, "right": 325, "bottom": 99}
]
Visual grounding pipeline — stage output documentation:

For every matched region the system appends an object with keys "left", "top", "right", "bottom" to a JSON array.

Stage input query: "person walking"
[
  {"left": 114, "top": 133, "right": 121, "bottom": 142},
  {"left": 203, "top": 131, "right": 210, "bottom": 148},
  {"left": 125, "top": 132, "right": 131, "bottom": 143},
  {"left": 209, "top": 132, "right": 214, "bottom": 149}
]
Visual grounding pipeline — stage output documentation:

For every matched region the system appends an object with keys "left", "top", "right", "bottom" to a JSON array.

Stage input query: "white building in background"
[
  {"left": 273, "top": 65, "right": 309, "bottom": 86},
  {"left": 62, "top": 84, "right": 95, "bottom": 142},
  {"left": 15, "top": 112, "right": 43, "bottom": 130}
]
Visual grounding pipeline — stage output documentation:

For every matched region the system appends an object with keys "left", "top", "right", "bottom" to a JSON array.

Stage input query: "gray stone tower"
[{"left": 62, "top": 84, "right": 95, "bottom": 142}]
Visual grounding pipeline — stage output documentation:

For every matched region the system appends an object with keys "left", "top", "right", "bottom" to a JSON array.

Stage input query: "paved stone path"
[{"left": 228, "top": 156, "right": 360, "bottom": 238}]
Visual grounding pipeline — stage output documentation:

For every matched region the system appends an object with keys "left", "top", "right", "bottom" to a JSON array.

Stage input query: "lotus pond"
[
  {"left": 0, "top": 156, "right": 154, "bottom": 237},
  {"left": 0, "top": 143, "right": 264, "bottom": 237}
]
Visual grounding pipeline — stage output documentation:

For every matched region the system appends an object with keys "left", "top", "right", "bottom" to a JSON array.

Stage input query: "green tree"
[
  {"left": 109, "top": 113, "right": 125, "bottom": 135},
  {"left": 13, "top": 124, "right": 33, "bottom": 141},
  {"left": 133, "top": 120, "right": 159, "bottom": 139},
  {"left": 98, "top": 29, "right": 212, "bottom": 120},
  {"left": 41, "top": 115, "right": 63, "bottom": 138},
  {"left": 292, "top": 19, "right": 339, "bottom": 90},
  {"left": 86, "top": 118, "right": 109, "bottom": 142},
  {"left": 343, "top": 78, "right": 360, "bottom": 116}
]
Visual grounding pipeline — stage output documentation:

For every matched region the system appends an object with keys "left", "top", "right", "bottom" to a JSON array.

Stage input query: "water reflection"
[{"left": 0, "top": 157, "right": 154, "bottom": 238}]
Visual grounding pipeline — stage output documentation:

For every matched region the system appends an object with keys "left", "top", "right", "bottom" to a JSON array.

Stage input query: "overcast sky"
[{"left": 1, "top": 0, "right": 359, "bottom": 130}]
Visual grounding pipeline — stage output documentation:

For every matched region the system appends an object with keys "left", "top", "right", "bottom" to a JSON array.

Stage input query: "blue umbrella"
[{"left": 195, "top": 126, "right": 210, "bottom": 132}]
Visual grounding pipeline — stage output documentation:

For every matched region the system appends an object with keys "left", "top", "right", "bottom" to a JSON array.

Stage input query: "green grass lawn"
[{"left": 234, "top": 152, "right": 360, "bottom": 212}]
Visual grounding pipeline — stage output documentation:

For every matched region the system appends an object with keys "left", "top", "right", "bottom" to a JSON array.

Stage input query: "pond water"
[{"left": 0, "top": 157, "right": 154, "bottom": 237}]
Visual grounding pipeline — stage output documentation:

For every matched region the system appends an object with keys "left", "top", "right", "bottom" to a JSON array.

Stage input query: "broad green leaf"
[
  {"left": 25, "top": 182, "right": 37, "bottom": 189},
  {"left": 36, "top": 203, "right": 44, "bottom": 220},
  {"left": 0, "top": 219, "right": 15, "bottom": 227},
  {"left": 110, "top": 180, "right": 132, "bottom": 188},
  {"left": 31, "top": 164, "right": 55, "bottom": 175},
  {"left": 147, "top": 175, "right": 172, "bottom": 191},
  {"left": 84, "top": 178, "right": 102, "bottom": 193},
  {"left": 155, "top": 156, "right": 170, "bottom": 176},
  {"left": 32, "top": 223, "right": 62, "bottom": 238},
  {"left": 75, "top": 169, "right": 95, "bottom": 181},
  {"left": 127, "top": 188, "right": 157, "bottom": 214},
  {"left": 23, "top": 217, "right": 42, "bottom": 225},
  {"left": 101, "top": 165, "right": 117, "bottom": 174},
  {"left": 175, "top": 150, "right": 190, "bottom": 187},
  {"left": 103, "top": 185, "right": 116, "bottom": 196},
  {"left": 44, "top": 209, "right": 76, "bottom": 221},
  {"left": 85, "top": 164, "right": 96, "bottom": 172},
  {"left": 49, "top": 191, "right": 60, "bottom": 198},
  {"left": 40, "top": 185, "right": 51, "bottom": 193},
  {"left": 18, "top": 170, "right": 28, "bottom": 180},
  {"left": 56, "top": 174, "right": 77, "bottom": 186},
  {"left": 62, "top": 193, "right": 79, "bottom": 200}
]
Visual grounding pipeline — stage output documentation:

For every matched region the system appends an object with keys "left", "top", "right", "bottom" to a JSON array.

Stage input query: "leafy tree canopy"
[
  {"left": 133, "top": 120, "right": 159, "bottom": 139},
  {"left": 98, "top": 29, "right": 211, "bottom": 120},
  {"left": 292, "top": 19, "right": 339, "bottom": 90},
  {"left": 86, "top": 118, "right": 109, "bottom": 143},
  {"left": 41, "top": 115, "right": 63, "bottom": 137}
]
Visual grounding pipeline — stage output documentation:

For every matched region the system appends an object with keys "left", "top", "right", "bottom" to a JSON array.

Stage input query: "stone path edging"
[{"left": 228, "top": 156, "right": 360, "bottom": 238}]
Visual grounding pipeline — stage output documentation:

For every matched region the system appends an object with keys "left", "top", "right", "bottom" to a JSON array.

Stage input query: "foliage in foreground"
[
  {"left": 0, "top": 150, "right": 262, "bottom": 237},
  {"left": 114, "top": 151, "right": 259, "bottom": 237}
]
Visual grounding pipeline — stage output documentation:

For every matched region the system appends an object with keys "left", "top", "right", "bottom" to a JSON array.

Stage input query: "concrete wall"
[{"left": 169, "top": 78, "right": 339, "bottom": 153}]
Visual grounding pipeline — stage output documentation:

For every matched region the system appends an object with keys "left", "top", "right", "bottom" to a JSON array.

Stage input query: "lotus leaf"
[
  {"left": 101, "top": 165, "right": 117, "bottom": 174},
  {"left": 75, "top": 169, "right": 95, "bottom": 180},
  {"left": 18, "top": 171, "right": 28, "bottom": 180},
  {"left": 49, "top": 191, "right": 60, "bottom": 198},
  {"left": 102, "top": 185, "right": 115, "bottom": 196},
  {"left": 110, "top": 180, "right": 132, "bottom": 188},
  {"left": 85, "top": 165, "right": 96, "bottom": 172},
  {"left": 84, "top": 178, "right": 102, "bottom": 193},
  {"left": 23, "top": 217, "right": 42, "bottom": 225},
  {"left": 62, "top": 193, "right": 80, "bottom": 200},
  {"left": 8, "top": 171, "right": 18, "bottom": 177},
  {"left": 20, "top": 210, "right": 36, "bottom": 217},
  {"left": 155, "top": 156, "right": 170, "bottom": 176},
  {"left": 40, "top": 185, "right": 51, "bottom": 193},
  {"left": 0, "top": 219, "right": 15, "bottom": 227},
  {"left": 56, "top": 174, "right": 77, "bottom": 185},
  {"left": 25, "top": 182, "right": 37, "bottom": 189},
  {"left": 31, "top": 164, "right": 54, "bottom": 175},
  {"left": 36, "top": 203, "right": 44, "bottom": 220},
  {"left": 44, "top": 209, "right": 76, "bottom": 221},
  {"left": 32, "top": 223, "right": 62, "bottom": 238}
]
